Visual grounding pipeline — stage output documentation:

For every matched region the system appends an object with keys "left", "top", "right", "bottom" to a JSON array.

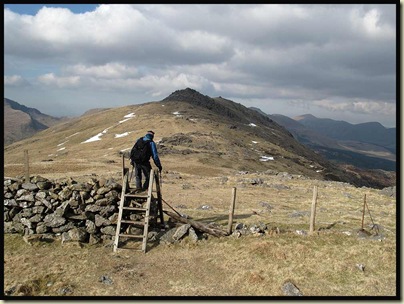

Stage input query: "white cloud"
[
  {"left": 38, "top": 73, "right": 80, "bottom": 88},
  {"left": 65, "top": 63, "right": 138, "bottom": 79},
  {"left": 350, "top": 7, "right": 395, "bottom": 39},
  {"left": 4, "top": 75, "right": 30, "bottom": 87},
  {"left": 4, "top": 4, "right": 396, "bottom": 126},
  {"left": 312, "top": 99, "right": 396, "bottom": 116}
]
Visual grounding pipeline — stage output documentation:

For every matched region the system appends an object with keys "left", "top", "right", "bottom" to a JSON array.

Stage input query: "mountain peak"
[{"left": 162, "top": 88, "right": 212, "bottom": 103}]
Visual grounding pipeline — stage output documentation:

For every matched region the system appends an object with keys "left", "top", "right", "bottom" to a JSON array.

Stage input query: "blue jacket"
[{"left": 143, "top": 134, "right": 162, "bottom": 168}]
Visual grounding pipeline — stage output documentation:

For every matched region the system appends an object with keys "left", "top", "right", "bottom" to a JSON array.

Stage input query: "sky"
[{"left": 4, "top": 4, "right": 398, "bottom": 128}]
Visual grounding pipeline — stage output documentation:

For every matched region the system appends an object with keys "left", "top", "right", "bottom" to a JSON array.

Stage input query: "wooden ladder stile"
[
  {"left": 113, "top": 171, "right": 128, "bottom": 253},
  {"left": 141, "top": 171, "right": 154, "bottom": 252},
  {"left": 154, "top": 170, "right": 165, "bottom": 227},
  {"left": 113, "top": 169, "right": 164, "bottom": 253}
]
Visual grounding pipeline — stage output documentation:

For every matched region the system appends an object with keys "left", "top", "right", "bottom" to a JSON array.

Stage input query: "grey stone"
[
  {"left": 29, "top": 214, "right": 43, "bottom": 223},
  {"left": 31, "top": 176, "right": 48, "bottom": 183},
  {"left": 282, "top": 282, "right": 303, "bottom": 296},
  {"left": 17, "top": 194, "right": 35, "bottom": 202},
  {"left": 35, "top": 191, "right": 47, "bottom": 200},
  {"left": 235, "top": 223, "right": 245, "bottom": 230},
  {"left": 85, "top": 204, "right": 103, "bottom": 213},
  {"left": 4, "top": 221, "right": 24, "bottom": 233},
  {"left": 22, "top": 182, "right": 39, "bottom": 191},
  {"left": 20, "top": 208, "right": 34, "bottom": 218},
  {"left": 188, "top": 227, "right": 199, "bottom": 242},
  {"left": 58, "top": 188, "right": 73, "bottom": 201},
  {"left": 43, "top": 214, "right": 66, "bottom": 227},
  {"left": 18, "top": 201, "right": 35, "bottom": 208},
  {"left": 4, "top": 199, "right": 18, "bottom": 207},
  {"left": 62, "top": 227, "right": 88, "bottom": 243},
  {"left": 97, "top": 187, "right": 110, "bottom": 195},
  {"left": 35, "top": 223, "right": 49, "bottom": 234},
  {"left": 55, "top": 201, "right": 70, "bottom": 217},
  {"left": 173, "top": 224, "right": 191, "bottom": 241},
  {"left": 95, "top": 214, "right": 111, "bottom": 227},
  {"left": 37, "top": 181, "right": 52, "bottom": 190},
  {"left": 99, "top": 275, "right": 113, "bottom": 285},
  {"left": 95, "top": 198, "right": 109, "bottom": 206},
  {"left": 13, "top": 188, "right": 26, "bottom": 197},
  {"left": 85, "top": 220, "right": 97, "bottom": 234},
  {"left": 89, "top": 234, "right": 102, "bottom": 245},
  {"left": 159, "top": 227, "right": 178, "bottom": 244},
  {"left": 4, "top": 192, "right": 13, "bottom": 199},
  {"left": 41, "top": 199, "right": 53, "bottom": 210},
  {"left": 52, "top": 221, "right": 75, "bottom": 233},
  {"left": 32, "top": 206, "right": 45, "bottom": 214},
  {"left": 20, "top": 217, "right": 33, "bottom": 228},
  {"left": 100, "top": 226, "right": 116, "bottom": 236}
]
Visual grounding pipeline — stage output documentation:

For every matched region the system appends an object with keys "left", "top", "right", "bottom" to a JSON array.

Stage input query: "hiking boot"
[
  {"left": 131, "top": 188, "right": 143, "bottom": 194},
  {"left": 137, "top": 188, "right": 150, "bottom": 194}
]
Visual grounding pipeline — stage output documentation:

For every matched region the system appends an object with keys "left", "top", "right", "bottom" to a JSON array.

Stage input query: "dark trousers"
[{"left": 134, "top": 162, "right": 151, "bottom": 190}]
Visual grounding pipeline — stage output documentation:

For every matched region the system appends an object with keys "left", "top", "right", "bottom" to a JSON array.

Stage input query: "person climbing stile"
[{"left": 130, "top": 130, "right": 162, "bottom": 192}]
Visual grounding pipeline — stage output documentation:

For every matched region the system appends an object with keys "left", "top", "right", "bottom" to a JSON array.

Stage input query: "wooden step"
[
  {"left": 122, "top": 207, "right": 147, "bottom": 211},
  {"left": 118, "top": 234, "right": 143, "bottom": 239},
  {"left": 114, "top": 168, "right": 163, "bottom": 254},
  {"left": 120, "top": 219, "right": 144, "bottom": 225},
  {"left": 125, "top": 194, "right": 149, "bottom": 199}
]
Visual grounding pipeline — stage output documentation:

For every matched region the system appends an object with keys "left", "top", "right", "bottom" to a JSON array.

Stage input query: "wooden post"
[
  {"left": 227, "top": 187, "right": 237, "bottom": 235},
  {"left": 361, "top": 194, "right": 366, "bottom": 230},
  {"left": 309, "top": 185, "right": 318, "bottom": 234},
  {"left": 121, "top": 154, "right": 125, "bottom": 185},
  {"left": 24, "top": 149, "right": 29, "bottom": 183}
]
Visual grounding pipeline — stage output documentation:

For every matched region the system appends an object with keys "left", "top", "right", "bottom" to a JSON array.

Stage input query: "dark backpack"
[{"left": 130, "top": 137, "right": 151, "bottom": 164}]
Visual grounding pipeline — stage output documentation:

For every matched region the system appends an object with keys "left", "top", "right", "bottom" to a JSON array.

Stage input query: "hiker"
[{"left": 130, "top": 130, "right": 163, "bottom": 192}]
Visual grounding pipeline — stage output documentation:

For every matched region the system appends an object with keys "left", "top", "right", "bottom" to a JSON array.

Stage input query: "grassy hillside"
[
  {"left": 4, "top": 98, "right": 68, "bottom": 146},
  {"left": 5, "top": 89, "right": 390, "bottom": 189},
  {"left": 4, "top": 171, "right": 397, "bottom": 296},
  {"left": 3, "top": 90, "right": 397, "bottom": 297}
]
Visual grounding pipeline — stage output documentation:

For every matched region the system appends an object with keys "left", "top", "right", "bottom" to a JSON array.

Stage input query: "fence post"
[
  {"left": 122, "top": 154, "right": 125, "bottom": 185},
  {"left": 24, "top": 149, "right": 30, "bottom": 183},
  {"left": 361, "top": 194, "right": 366, "bottom": 230},
  {"left": 227, "top": 187, "right": 237, "bottom": 235},
  {"left": 309, "top": 185, "right": 318, "bottom": 234}
]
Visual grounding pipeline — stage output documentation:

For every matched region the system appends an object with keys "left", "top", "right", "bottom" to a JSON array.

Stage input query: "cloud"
[
  {"left": 312, "top": 99, "right": 396, "bottom": 116},
  {"left": 4, "top": 75, "right": 30, "bottom": 87},
  {"left": 4, "top": 4, "right": 396, "bottom": 126},
  {"left": 350, "top": 7, "right": 395, "bottom": 39},
  {"left": 64, "top": 63, "right": 138, "bottom": 79},
  {"left": 37, "top": 73, "right": 81, "bottom": 88}
]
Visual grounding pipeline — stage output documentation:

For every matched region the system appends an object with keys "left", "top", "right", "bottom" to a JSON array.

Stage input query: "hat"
[{"left": 147, "top": 130, "right": 155, "bottom": 135}]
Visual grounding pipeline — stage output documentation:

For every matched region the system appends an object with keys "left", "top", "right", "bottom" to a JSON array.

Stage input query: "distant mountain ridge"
[
  {"left": 4, "top": 98, "right": 68, "bottom": 146},
  {"left": 250, "top": 108, "right": 396, "bottom": 171},
  {"left": 294, "top": 114, "right": 396, "bottom": 151}
]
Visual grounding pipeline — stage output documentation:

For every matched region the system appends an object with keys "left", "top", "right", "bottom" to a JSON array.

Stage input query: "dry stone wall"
[{"left": 4, "top": 175, "right": 126, "bottom": 244}]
